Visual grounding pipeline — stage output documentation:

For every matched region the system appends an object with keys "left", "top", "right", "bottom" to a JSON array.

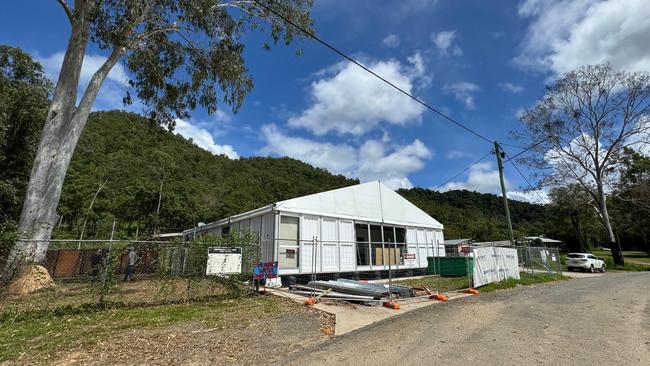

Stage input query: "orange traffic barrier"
[
  {"left": 430, "top": 293, "right": 448, "bottom": 301},
  {"left": 464, "top": 288, "right": 480, "bottom": 294}
]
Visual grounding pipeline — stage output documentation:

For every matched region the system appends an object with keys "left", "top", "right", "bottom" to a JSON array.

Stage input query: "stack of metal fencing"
[{"left": 289, "top": 278, "right": 414, "bottom": 304}]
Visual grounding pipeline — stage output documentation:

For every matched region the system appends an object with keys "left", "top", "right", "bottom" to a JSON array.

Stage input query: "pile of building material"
[{"left": 288, "top": 279, "right": 415, "bottom": 304}]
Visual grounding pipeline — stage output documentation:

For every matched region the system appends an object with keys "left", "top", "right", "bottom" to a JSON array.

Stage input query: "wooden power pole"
[{"left": 494, "top": 141, "right": 515, "bottom": 245}]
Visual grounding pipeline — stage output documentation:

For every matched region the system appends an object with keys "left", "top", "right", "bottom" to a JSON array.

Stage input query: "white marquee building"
[{"left": 182, "top": 181, "right": 445, "bottom": 276}]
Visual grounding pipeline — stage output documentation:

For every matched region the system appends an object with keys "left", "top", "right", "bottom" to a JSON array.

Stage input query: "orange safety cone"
[
  {"left": 464, "top": 288, "right": 480, "bottom": 294},
  {"left": 429, "top": 293, "right": 448, "bottom": 301},
  {"left": 383, "top": 300, "right": 401, "bottom": 310},
  {"left": 304, "top": 297, "right": 316, "bottom": 306}
]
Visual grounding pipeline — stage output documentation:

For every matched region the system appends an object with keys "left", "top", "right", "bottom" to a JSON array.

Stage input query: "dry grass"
[
  {"left": 0, "top": 277, "right": 236, "bottom": 314},
  {"left": 0, "top": 294, "right": 332, "bottom": 364}
]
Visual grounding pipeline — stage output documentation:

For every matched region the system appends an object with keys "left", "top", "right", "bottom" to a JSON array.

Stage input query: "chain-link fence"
[
  {"left": 1, "top": 233, "right": 566, "bottom": 313},
  {"left": 515, "top": 245, "right": 563, "bottom": 275},
  {"left": 0, "top": 233, "right": 261, "bottom": 313}
]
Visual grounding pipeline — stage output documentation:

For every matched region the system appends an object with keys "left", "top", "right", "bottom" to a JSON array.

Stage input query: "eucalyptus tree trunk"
[
  {"left": 597, "top": 184, "right": 624, "bottom": 265},
  {"left": 1, "top": 3, "right": 121, "bottom": 282}
]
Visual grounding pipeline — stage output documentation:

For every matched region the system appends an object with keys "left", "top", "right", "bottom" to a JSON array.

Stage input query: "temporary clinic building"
[{"left": 182, "top": 181, "right": 445, "bottom": 276}]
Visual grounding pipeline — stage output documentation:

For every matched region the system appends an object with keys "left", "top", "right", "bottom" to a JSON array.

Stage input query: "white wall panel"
[
  {"left": 435, "top": 230, "right": 446, "bottom": 257},
  {"left": 260, "top": 213, "right": 275, "bottom": 262},
  {"left": 339, "top": 219, "right": 356, "bottom": 271},
  {"left": 250, "top": 216, "right": 261, "bottom": 238},
  {"left": 416, "top": 228, "right": 429, "bottom": 267},
  {"left": 425, "top": 229, "right": 436, "bottom": 257},
  {"left": 321, "top": 217, "right": 339, "bottom": 272},
  {"left": 300, "top": 215, "right": 320, "bottom": 273},
  {"left": 238, "top": 219, "right": 250, "bottom": 233}
]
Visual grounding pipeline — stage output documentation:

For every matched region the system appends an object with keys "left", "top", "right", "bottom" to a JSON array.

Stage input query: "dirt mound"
[{"left": 8, "top": 265, "right": 55, "bottom": 295}]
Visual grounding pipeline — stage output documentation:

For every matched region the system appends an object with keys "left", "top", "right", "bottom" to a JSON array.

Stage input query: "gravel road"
[{"left": 283, "top": 272, "right": 650, "bottom": 366}]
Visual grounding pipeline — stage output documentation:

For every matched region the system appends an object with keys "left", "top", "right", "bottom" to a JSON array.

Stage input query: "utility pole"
[{"left": 494, "top": 141, "right": 515, "bottom": 245}]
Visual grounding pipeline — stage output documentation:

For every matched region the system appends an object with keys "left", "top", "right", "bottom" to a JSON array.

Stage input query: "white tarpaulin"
[{"left": 472, "top": 247, "right": 520, "bottom": 287}]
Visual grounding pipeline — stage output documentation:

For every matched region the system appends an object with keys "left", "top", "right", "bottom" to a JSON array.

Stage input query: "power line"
[
  {"left": 503, "top": 136, "right": 552, "bottom": 163},
  {"left": 252, "top": 0, "right": 494, "bottom": 145},
  {"left": 434, "top": 150, "right": 493, "bottom": 189},
  {"left": 501, "top": 150, "right": 548, "bottom": 204}
]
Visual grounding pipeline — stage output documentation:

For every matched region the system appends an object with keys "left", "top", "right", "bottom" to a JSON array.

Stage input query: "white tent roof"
[{"left": 275, "top": 181, "right": 443, "bottom": 229}]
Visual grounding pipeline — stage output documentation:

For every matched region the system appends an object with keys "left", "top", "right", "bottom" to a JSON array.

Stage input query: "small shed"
[
  {"left": 519, "top": 236, "right": 564, "bottom": 248},
  {"left": 182, "top": 181, "right": 446, "bottom": 276},
  {"left": 444, "top": 238, "right": 473, "bottom": 256}
]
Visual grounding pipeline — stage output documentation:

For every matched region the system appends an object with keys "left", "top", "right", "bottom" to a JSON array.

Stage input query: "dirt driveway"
[{"left": 282, "top": 272, "right": 650, "bottom": 366}]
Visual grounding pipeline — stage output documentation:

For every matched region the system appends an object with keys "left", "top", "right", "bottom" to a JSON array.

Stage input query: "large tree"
[
  {"left": 516, "top": 64, "right": 650, "bottom": 265},
  {"left": 1, "top": 0, "right": 313, "bottom": 283},
  {"left": 0, "top": 46, "right": 52, "bottom": 265}
]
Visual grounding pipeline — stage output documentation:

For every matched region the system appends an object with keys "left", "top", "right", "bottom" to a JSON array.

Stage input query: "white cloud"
[
  {"left": 175, "top": 118, "right": 239, "bottom": 159},
  {"left": 288, "top": 56, "right": 428, "bottom": 136},
  {"left": 381, "top": 34, "right": 401, "bottom": 48},
  {"left": 261, "top": 125, "right": 432, "bottom": 189},
  {"left": 438, "top": 162, "right": 506, "bottom": 194},
  {"left": 260, "top": 124, "right": 357, "bottom": 174},
  {"left": 443, "top": 82, "right": 480, "bottom": 110},
  {"left": 430, "top": 30, "right": 463, "bottom": 56},
  {"left": 446, "top": 150, "right": 467, "bottom": 159},
  {"left": 356, "top": 139, "right": 432, "bottom": 189},
  {"left": 434, "top": 161, "right": 547, "bottom": 203},
  {"left": 499, "top": 82, "right": 524, "bottom": 93},
  {"left": 516, "top": 0, "right": 650, "bottom": 75},
  {"left": 38, "top": 51, "right": 128, "bottom": 87},
  {"left": 515, "top": 108, "right": 526, "bottom": 119},
  {"left": 507, "top": 190, "right": 549, "bottom": 204},
  {"left": 37, "top": 51, "right": 130, "bottom": 110}
]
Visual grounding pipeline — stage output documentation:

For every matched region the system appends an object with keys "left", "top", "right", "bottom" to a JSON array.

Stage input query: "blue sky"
[{"left": 2, "top": 0, "right": 650, "bottom": 202}]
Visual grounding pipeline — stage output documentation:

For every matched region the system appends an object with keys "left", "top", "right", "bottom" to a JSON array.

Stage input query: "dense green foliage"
[
  {"left": 0, "top": 45, "right": 51, "bottom": 258},
  {"left": 54, "top": 110, "right": 357, "bottom": 237},
  {"left": 398, "top": 188, "right": 549, "bottom": 242}
]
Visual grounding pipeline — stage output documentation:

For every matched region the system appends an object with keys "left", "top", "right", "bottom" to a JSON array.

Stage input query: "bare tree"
[
  {"left": 2, "top": 0, "right": 313, "bottom": 284},
  {"left": 515, "top": 64, "right": 650, "bottom": 265}
]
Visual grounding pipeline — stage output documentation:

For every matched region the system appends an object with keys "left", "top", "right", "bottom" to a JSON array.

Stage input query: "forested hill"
[
  {"left": 57, "top": 111, "right": 358, "bottom": 237},
  {"left": 54, "top": 110, "right": 549, "bottom": 241},
  {"left": 398, "top": 188, "right": 548, "bottom": 242}
]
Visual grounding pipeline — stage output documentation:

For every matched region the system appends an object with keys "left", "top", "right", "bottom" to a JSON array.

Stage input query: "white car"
[{"left": 566, "top": 253, "right": 606, "bottom": 273}]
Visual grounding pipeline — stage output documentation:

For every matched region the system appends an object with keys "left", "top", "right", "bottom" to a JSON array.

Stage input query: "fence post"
[
  {"left": 311, "top": 236, "right": 317, "bottom": 297},
  {"left": 388, "top": 239, "right": 393, "bottom": 301},
  {"left": 467, "top": 249, "right": 472, "bottom": 290}
]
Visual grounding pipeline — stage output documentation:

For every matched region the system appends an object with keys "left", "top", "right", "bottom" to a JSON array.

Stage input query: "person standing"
[
  {"left": 90, "top": 249, "right": 104, "bottom": 280},
  {"left": 123, "top": 247, "right": 138, "bottom": 282}
]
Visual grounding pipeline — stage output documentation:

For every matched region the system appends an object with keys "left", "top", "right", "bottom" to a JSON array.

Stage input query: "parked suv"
[{"left": 566, "top": 253, "right": 606, "bottom": 273}]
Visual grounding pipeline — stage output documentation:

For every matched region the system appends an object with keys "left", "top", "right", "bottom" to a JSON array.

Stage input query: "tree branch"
[
  {"left": 56, "top": 0, "right": 74, "bottom": 23},
  {"left": 70, "top": 46, "right": 124, "bottom": 128}
]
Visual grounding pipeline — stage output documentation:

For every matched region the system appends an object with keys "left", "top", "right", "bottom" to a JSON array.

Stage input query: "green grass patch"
[
  {"left": 589, "top": 250, "right": 649, "bottom": 272},
  {"left": 0, "top": 295, "right": 284, "bottom": 363},
  {"left": 479, "top": 273, "right": 568, "bottom": 293},
  {"left": 393, "top": 275, "right": 471, "bottom": 293}
]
